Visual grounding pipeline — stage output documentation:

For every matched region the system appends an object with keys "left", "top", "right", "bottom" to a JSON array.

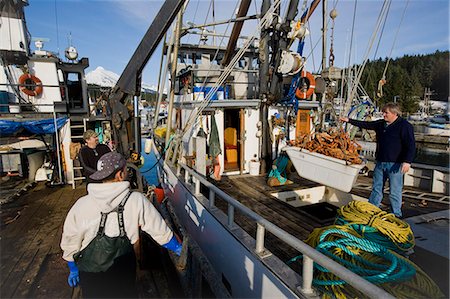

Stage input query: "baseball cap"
[
  {"left": 90, "top": 152, "right": 127, "bottom": 181},
  {"left": 83, "top": 130, "right": 98, "bottom": 141}
]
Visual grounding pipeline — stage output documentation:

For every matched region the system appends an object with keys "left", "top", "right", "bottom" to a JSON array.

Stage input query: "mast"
[
  {"left": 221, "top": 0, "right": 252, "bottom": 66},
  {"left": 320, "top": 0, "right": 327, "bottom": 129},
  {"left": 321, "top": 0, "right": 327, "bottom": 71},
  {"left": 259, "top": 0, "right": 271, "bottom": 174},
  {"left": 166, "top": 11, "right": 183, "bottom": 146}
]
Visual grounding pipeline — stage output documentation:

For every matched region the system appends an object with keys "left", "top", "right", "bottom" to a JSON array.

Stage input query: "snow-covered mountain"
[
  {"left": 85, "top": 66, "right": 119, "bottom": 87},
  {"left": 86, "top": 66, "right": 158, "bottom": 93}
]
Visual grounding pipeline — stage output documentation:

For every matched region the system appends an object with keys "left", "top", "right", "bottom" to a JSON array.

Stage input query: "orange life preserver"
[
  {"left": 19, "top": 73, "right": 43, "bottom": 97},
  {"left": 295, "top": 70, "right": 315, "bottom": 100}
]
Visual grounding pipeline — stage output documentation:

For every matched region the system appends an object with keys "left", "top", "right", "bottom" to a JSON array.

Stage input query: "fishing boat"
[
  {"left": 1, "top": 0, "right": 448, "bottom": 298},
  {"left": 134, "top": 0, "right": 449, "bottom": 298},
  {"left": 0, "top": 0, "right": 119, "bottom": 198}
]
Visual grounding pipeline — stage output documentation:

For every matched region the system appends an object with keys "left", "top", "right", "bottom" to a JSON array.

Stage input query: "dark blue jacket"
[{"left": 349, "top": 117, "right": 416, "bottom": 163}]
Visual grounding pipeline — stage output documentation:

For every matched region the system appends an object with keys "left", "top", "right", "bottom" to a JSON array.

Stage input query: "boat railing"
[
  {"left": 0, "top": 101, "right": 69, "bottom": 114},
  {"left": 177, "top": 162, "right": 396, "bottom": 299}
]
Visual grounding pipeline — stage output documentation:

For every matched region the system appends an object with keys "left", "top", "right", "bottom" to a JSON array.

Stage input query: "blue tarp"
[{"left": 0, "top": 117, "right": 68, "bottom": 135}]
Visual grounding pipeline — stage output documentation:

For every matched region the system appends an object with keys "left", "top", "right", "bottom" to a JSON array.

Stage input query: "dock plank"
[
  {"left": 0, "top": 184, "right": 79, "bottom": 298},
  {"left": 1, "top": 188, "right": 64, "bottom": 293},
  {"left": 14, "top": 186, "right": 82, "bottom": 298}
]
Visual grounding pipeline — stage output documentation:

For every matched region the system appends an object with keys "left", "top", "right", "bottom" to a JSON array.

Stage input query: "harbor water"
[
  {"left": 140, "top": 139, "right": 159, "bottom": 186},
  {"left": 415, "top": 147, "right": 449, "bottom": 167}
]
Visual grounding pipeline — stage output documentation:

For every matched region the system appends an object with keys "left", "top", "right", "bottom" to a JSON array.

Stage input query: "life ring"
[
  {"left": 19, "top": 73, "right": 43, "bottom": 97},
  {"left": 295, "top": 70, "right": 315, "bottom": 100}
]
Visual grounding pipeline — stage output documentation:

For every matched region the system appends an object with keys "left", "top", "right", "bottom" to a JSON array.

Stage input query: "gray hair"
[
  {"left": 381, "top": 103, "right": 402, "bottom": 116},
  {"left": 83, "top": 129, "right": 98, "bottom": 141}
]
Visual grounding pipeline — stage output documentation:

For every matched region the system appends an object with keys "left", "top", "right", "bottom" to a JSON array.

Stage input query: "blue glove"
[
  {"left": 67, "top": 261, "right": 79, "bottom": 287},
  {"left": 162, "top": 235, "right": 182, "bottom": 256}
]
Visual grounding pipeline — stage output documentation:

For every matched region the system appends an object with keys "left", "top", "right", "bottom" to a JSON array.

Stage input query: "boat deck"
[
  {"left": 210, "top": 172, "right": 449, "bottom": 295},
  {"left": 1, "top": 172, "right": 448, "bottom": 297},
  {"left": 0, "top": 183, "right": 184, "bottom": 298}
]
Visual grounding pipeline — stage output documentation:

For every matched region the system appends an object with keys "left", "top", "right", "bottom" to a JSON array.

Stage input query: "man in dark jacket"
[
  {"left": 79, "top": 130, "right": 111, "bottom": 185},
  {"left": 340, "top": 103, "right": 415, "bottom": 218}
]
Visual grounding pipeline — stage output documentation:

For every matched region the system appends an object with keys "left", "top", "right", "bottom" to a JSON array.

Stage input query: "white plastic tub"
[
  {"left": 283, "top": 146, "right": 365, "bottom": 192},
  {"left": 249, "top": 160, "right": 260, "bottom": 175}
]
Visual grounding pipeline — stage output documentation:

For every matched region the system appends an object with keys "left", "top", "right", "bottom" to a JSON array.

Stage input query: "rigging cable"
[
  {"left": 177, "top": 0, "right": 243, "bottom": 134},
  {"left": 162, "top": 0, "right": 241, "bottom": 160},
  {"left": 302, "top": 0, "right": 339, "bottom": 73},
  {"left": 186, "top": 0, "right": 201, "bottom": 45},
  {"left": 181, "top": 0, "right": 284, "bottom": 140},
  {"left": 198, "top": 0, "right": 214, "bottom": 46},
  {"left": 343, "top": 0, "right": 358, "bottom": 113},
  {"left": 344, "top": 0, "right": 391, "bottom": 115},
  {"left": 379, "top": 0, "right": 410, "bottom": 95},
  {"left": 363, "top": 0, "right": 391, "bottom": 90}
]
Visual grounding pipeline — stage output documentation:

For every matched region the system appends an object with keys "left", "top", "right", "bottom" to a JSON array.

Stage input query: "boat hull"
[{"left": 153, "top": 144, "right": 301, "bottom": 298}]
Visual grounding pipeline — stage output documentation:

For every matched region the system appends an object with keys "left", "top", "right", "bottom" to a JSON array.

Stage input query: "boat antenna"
[{"left": 54, "top": 0, "right": 60, "bottom": 56}]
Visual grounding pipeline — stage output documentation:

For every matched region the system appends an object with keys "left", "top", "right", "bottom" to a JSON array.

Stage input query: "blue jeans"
[{"left": 368, "top": 162, "right": 404, "bottom": 217}]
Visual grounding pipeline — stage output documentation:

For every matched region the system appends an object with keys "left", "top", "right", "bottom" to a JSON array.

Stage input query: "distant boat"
[
  {"left": 413, "top": 113, "right": 450, "bottom": 137},
  {"left": 429, "top": 114, "right": 450, "bottom": 125}
]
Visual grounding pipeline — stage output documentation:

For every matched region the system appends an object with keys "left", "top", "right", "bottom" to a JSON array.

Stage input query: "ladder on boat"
[{"left": 70, "top": 117, "right": 87, "bottom": 189}]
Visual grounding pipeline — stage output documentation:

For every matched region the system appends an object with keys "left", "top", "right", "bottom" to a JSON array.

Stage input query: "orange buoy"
[
  {"left": 295, "top": 70, "right": 316, "bottom": 100},
  {"left": 154, "top": 187, "right": 165, "bottom": 204},
  {"left": 19, "top": 73, "right": 43, "bottom": 97}
]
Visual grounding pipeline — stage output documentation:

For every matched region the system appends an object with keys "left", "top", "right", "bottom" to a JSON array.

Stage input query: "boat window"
[{"left": 66, "top": 72, "right": 83, "bottom": 109}]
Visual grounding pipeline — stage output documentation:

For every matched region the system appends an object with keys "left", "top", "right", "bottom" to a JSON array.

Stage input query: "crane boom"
[{"left": 109, "top": 0, "right": 186, "bottom": 157}]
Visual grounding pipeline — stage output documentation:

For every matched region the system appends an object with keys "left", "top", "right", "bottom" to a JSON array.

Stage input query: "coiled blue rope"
[
  {"left": 335, "top": 219, "right": 414, "bottom": 253},
  {"left": 312, "top": 228, "right": 416, "bottom": 286}
]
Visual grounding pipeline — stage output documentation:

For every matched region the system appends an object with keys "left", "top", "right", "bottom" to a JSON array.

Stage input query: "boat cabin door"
[
  {"left": 296, "top": 109, "right": 311, "bottom": 138},
  {"left": 224, "top": 109, "right": 245, "bottom": 173}
]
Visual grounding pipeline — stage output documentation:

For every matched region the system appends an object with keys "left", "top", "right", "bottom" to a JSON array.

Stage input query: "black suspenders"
[{"left": 96, "top": 191, "right": 132, "bottom": 237}]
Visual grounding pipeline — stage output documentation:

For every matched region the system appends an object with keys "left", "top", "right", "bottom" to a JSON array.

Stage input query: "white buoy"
[{"left": 144, "top": 138, "right": 152, "bottom": 154}]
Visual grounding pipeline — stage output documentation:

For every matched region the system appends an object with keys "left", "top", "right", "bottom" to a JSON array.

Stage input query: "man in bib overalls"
[{"left": 61, "top": 152, "right": 182, "bottom": 298}]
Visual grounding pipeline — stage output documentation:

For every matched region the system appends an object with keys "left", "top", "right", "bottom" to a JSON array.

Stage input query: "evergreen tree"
[{"left": 354, "top": 51, "right": 448, "bottom": 114}]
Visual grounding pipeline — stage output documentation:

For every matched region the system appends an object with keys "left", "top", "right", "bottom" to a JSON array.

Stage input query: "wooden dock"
[{"left": 0, "top": 183, "right": 82, "bottom": 298}]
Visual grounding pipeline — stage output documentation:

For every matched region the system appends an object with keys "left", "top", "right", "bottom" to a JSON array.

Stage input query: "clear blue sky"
[{"left": 25, "top": 0, "right": 449, "bottom": 86}]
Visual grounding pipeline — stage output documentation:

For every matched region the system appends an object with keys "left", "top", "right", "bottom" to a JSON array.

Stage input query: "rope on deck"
[{"left": 288, "top": 201, "right": 445, "bottom": 299}]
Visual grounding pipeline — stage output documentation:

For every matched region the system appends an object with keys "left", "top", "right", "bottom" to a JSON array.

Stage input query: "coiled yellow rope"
[{"left": 336, "top": 201, "right": 415, "bottom": 251}]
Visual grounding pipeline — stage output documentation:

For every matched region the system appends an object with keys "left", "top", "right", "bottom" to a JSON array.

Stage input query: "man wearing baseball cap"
[
  {"left": 79, "top": 129, "right": 111, "bottom": 186},
  {"left": 61, "top": 152, "right": 182, "bottom": 298}
]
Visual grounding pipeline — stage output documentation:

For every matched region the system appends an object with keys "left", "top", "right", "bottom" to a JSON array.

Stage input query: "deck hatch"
[{"left": 296, "top": 202, "right": 338, "bottom": 225}]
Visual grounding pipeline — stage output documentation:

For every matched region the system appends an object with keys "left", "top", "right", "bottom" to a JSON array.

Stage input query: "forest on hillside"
[{"left": 359, "top": 50, "right": 449, "bottom": 114}]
